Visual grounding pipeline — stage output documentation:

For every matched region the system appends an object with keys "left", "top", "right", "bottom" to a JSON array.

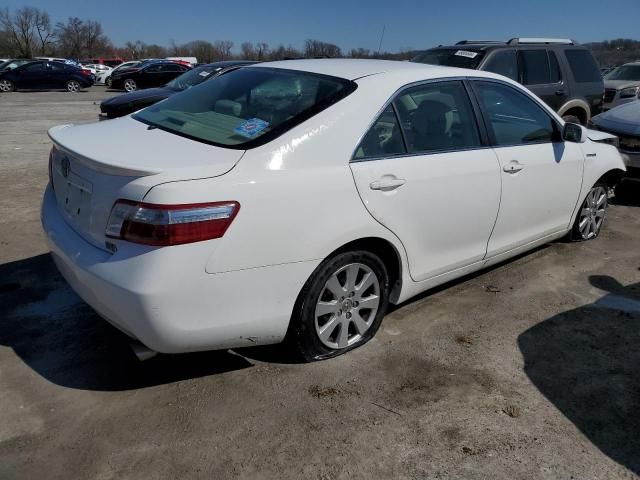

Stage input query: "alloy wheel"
[
  {"left": 577, "top": 186, "right": 607, "bottom": 240},
  {"left": 66, "top": 80, "right": 80, "bottom": 93},
  {"left": 124, "top": 79, "right": 137, "bottom": 92},
  {"left": 0, "top": 80, "right": 13, "bottom": 92},
  {"left": 314, "top": 263, "right": 381, "bottom": 349}
]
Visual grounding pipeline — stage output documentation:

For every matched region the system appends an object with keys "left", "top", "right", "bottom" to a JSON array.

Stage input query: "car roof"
[{"left": 249, "top": 58, "right": 502, "bottom": 82}]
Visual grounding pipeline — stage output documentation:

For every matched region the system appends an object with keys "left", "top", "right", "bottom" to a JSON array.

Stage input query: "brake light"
[
  {"left": 80, "top": 69, "right": 92, "bottom": 76},
  {"left": 105, "top": 200, "right": 240, "bottom": 246}
]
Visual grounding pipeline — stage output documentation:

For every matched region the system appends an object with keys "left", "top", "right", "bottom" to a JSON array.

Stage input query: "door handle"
[
  {"left": 370, "top": 177, "right": 406, "bottom": 191},
  {"left": 555, "top": 89, "right": 566, "bottom": 96},
  {"left": 503, "top": 160, "right": 524, "bottom": 174}
]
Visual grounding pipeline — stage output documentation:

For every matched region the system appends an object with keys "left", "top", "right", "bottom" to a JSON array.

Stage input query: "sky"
[{"left": 4, "top": 0, "right": 640, "bottom": 53}]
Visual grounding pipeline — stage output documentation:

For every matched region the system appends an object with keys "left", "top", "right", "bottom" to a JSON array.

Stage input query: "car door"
[
  {"left": 17, "top": 62, "right": 49, "bottom": 89},
  {"left": 519, "top": 49, "right": 566, "bottom": 112},
  {"left": 350, "top": 80, "right": 502, "bottom": 282},
  {"left": 471, "top": 80, "right": 583, "bottom": 257},
  {"left": 160, "top": 64, "right": 185, "bottom": 84},
  {"left": 47, "top": 62, "right": 67, "bottom": 88}
]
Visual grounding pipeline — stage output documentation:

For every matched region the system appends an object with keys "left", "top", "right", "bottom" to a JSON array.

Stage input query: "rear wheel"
[
  {"left": 288, "top": 251, "right": 390, "bottom": 361},
  {"left": 123, "top": 79, "right": 137, "bottom": 92},
  {"left": 105, "top": 77, "right": 112, "bottom": 88},
  {"left": 0, "top": 79, "right": 15, "bottom": 92},
  {"left": 570, "top": 183, "right": 608, "bottom": 241},
  {"left": 66, "top": 80, "right": 81, "bottom": 93}
]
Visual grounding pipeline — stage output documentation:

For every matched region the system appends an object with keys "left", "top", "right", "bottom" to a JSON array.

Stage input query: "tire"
[
  {"left": 66, "top": 80, "right": 81, "bottom": 93},
  {"left": 105, "top": 77, "right": 112, "bottom": 88},
  {"left": 288, "top": 250, "right": 390, "bottom": 361},
  {"left": 123, "top": 79, "right": 137, "bottom": 92},
  {"left": 0, "top": 79, "right": 15, "bottom": 93},
  {"left": 562, "top": 114, "right": 582, "bottom": 125},
  {"left": 570, "top": 183, "right": 608, "bottom": 241}
]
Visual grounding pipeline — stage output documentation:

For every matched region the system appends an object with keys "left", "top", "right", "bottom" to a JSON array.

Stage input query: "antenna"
[{"left": 377, "top": 25, "right": 386, "bottom": 54}]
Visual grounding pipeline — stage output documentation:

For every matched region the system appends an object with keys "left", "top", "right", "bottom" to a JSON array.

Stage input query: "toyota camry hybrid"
[{"left": 41, "top": 59, "right": 625, "bottom": 361}]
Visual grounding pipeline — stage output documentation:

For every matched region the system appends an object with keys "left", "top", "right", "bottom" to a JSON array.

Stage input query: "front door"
[
  {"left": 471, "top": 80, "right": 583, "bottom": 257},
  {"left": 350, "top": 80, "right": 501, "bottom": 282}
]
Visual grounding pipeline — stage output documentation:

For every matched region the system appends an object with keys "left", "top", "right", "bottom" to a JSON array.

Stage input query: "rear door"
[
  {"left": 519, "top": 49, "right": 567, "bottom": 111},
  {"left": 47, "top": 62, "right": 68, "bottom": 88},
  {"left": 160, "top": 64, "right": 186, "bottom": 84},
  {"left": 350, "top": 80, "right": 501, "bottom": 282},
  {"left": 471, "top": 80, "right": 583, "bottom": 257}
]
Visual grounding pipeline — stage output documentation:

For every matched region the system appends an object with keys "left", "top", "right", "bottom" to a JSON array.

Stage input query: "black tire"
[
  {"left": 562, "top": 114, "right": 582, "bottom": 125},
  {"left": 287, "top": 250, "right": 390, "bottom": 362},
  {"left": 105, "top": 77, "right": 112, "bottom": 88},
  {"left": 0, "top": 79, "right": 15, "bottom": 93},
  {"left": 569, "top": 182, "right": 608, "bottom": 241}
]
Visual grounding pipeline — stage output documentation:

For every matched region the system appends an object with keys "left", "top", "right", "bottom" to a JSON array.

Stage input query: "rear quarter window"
[{"left": 564, "top": 49, "right": 601, "bottom": 83}]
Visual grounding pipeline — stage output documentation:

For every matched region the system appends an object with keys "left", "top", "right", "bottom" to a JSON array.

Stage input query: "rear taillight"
[
  {"left": 105, "top": 200, "right": 240, "bottom": 246},
  {"left": 80, "top": 69, "right": 92, "bottom": 76}
]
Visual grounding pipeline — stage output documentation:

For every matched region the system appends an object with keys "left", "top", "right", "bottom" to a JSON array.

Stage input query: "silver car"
[
  {"left": 603, "top": 63, "right": 640, "bottom": 111},
  {"left": 590, "top": 100, "right": 640, "bottom": 186}
]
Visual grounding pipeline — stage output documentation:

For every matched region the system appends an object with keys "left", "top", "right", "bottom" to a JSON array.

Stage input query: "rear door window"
[
  {"left": 483, "top": 50, "right": 518, "bottom": 81},
  {"left": 564, "top": 49, "right": 602, "bottom": 83},
  {"left": 394, "top": 81, "right": 481, "bottom": 154},
  {"left": 548, "top": 51, "right": 562, "bottom": 83},
  {"left": 521, "top": 50, "right": 551, "bottom": 85},
  {"left": 353, "top": 105, "right": 405, "bottom": 159}
]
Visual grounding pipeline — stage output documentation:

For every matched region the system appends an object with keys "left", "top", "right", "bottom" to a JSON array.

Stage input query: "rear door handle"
[
  {"left": 503, "top": 160, "right": 524, "bottom": 174},
  {"left": 370, "top": 177, "right": 406, "bottom": 191},
  {"left": 555, "top": 89, "right": 566, "bottom": 96}
]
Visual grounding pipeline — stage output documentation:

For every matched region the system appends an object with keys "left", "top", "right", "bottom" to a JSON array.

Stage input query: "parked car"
[
  {"left": 411, "top": 38, "right": 604, "bottom": 125},
  {"left": 590, "top": 100, "right": 640, "bottom": 188},
  {"left": 0, "top": 58, "right": 34, "bottom": 72},
  {"left": 82, "top": 63, "right": 113, "bottom": 85},
  {"left": 104, "top": 61, "right": 141, "bottom": 88},
  {"left": 99, "top": 60, "right": 258, "bottom": 119},
  {"left": 80, "top": 57, "right": 124, "bottom": 68},
  {"left": 41, "top": 59, "right": 625, "bottom": 361},
  {"left": 0, "top": 60, "right": 94, "bottom": 92},
  {"left": 603, "top": 62, "right": 640, "bottom": 110},
  {"left": 109, "top": 60, "right": 190, "bottom": 92}
]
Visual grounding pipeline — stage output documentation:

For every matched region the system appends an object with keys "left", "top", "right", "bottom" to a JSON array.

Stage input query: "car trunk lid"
[{"left": 49, "top": 116, "right": 245, "bottom": 250}]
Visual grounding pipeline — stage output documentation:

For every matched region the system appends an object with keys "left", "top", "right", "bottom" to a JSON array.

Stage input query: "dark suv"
[{"left": 412, "top": 38, "right": 603, "bottom": 125}]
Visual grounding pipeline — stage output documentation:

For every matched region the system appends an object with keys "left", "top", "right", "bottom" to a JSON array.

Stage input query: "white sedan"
[
  {"left": 81, "top": 64, "right": 113, "bottom": 85},
  {"left": 41, "top": 60, "right": 625, "bottom": 361}
]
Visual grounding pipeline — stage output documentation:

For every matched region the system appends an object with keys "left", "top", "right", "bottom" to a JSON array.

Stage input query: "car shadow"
[
  {"left": 518, "top": 275, "right": 640, "bottom": 475},
  {"left": 0, "top": 254, "right": 253, "bottom": 392}
]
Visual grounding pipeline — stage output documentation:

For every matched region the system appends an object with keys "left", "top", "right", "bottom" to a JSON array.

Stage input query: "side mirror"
[{"left": 563, "top": 122, "right": 585, "bottom": 143}]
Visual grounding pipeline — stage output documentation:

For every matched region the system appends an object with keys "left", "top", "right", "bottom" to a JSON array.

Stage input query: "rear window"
[
  {"left": 564, "top": 49, "right": 601, "bottom": 83},
  {"left": 412, "top": 48, "right": 485, "bottom": 70},
  {"left": 134, "top": 67, "right": 356, "bottom": 149}
]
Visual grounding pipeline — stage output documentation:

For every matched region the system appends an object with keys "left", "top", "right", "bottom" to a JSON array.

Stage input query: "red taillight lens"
[
  {"left": 106, "top": 200, "right": 240, "bottom": 246},
  {"left": 80, "top": 69, "right": 92, "bottom": 76}
]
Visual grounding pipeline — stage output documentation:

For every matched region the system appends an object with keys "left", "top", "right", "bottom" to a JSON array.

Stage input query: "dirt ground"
[{"left": 0, "top": 87, "right": 639, "bottom": 480}]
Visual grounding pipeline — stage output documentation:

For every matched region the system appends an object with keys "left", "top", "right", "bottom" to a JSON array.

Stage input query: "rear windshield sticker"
[
  {"left": 454, "top": 50, "right": 478, "bottom": 58},
  {"left": 199, "top": 71, "right": 212, "bottom": 77},
  {"left": 234, "top": 118, "right": 270, "bottom": 138}
]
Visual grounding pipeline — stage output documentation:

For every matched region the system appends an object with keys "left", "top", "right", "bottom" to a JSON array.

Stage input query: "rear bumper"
[{"left": 41, "top": 185, "right": 317, "bottom": 353}]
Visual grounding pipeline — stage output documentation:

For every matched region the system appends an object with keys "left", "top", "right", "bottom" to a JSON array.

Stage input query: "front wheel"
[
  {"left": 66, "top": 80, "right": 81, "bottom": 93},
  {"left": 570, "top": 183, "right": 608, "bottom": 241},
  {"left": 123, "top": 79, "right": 137, "bottom": 92},
  {"left": 0, "top": 79, "right": 15, "bottom": 92},
  {"left": 288, "top": 251, "right": 390, "bottom": 361}
]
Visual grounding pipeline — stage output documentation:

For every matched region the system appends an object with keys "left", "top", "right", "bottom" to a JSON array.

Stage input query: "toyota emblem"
[{"left": 61, "top": 157, "right": 70, "bottom": 178}]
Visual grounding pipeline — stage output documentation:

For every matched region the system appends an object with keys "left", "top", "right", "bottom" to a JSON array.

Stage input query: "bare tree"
[
  {"left": 305, "top": 39, "right": 341, "bottom": 58},
  {"left": 34, "top": 10, "right": 54, "bottom": 55},
  {"left": 56, "top": 17, "right": 109, "bottom": 59},
  {"left": 240, "top": 42, "right": 255, "bottom": 60},
  {"left": 214, "top": 40, "right": 233, "bottom": 60},
  {"left": 0, "top": 6, "right": 53, "bottom": 57},
  {"left": 255, "top": 42, "right": 269, "bottom": 60},
  {"left": 185, "top": 40, "right": 218, "bottom": 62}
]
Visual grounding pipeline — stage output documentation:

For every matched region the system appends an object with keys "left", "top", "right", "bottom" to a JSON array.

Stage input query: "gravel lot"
[{"left": 0, "top": 87, "right": 639, "bottom": 480}]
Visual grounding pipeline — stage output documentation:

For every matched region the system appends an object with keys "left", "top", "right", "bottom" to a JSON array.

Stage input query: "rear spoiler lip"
[{"left": 48, "top": 125, "right": 159, "bottom": 177}]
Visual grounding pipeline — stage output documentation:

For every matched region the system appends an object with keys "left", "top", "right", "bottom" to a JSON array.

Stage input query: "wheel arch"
[
  {"left": 558, "top": 99, "right": 590, "bottom": 124},
  {"left": 326, "top": 237, "right": 404, "bottom": 304}
]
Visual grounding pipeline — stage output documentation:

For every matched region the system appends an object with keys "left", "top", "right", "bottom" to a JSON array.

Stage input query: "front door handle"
[
  {"left": 503, "top": 160, "right": 524, "bottom": 174},
  {"left": 555, "top": 89, "right": 566, "bottom": 96},
  {"left": 370, "top": 177, "right": 406, "bottom": 191}
]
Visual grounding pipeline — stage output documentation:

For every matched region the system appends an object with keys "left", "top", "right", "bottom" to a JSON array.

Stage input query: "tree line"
[
  {"left": 2, "top": 6, "right": 638, "bottom": 65},
  {"left": 0, "top": 6, "right": 413, "bottom": 62}
]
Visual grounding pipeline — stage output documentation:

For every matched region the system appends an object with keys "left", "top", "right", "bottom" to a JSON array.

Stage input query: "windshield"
[
  {"left": 0, "top": 59, "right": 32, "bottom": 71},
  {"left": 134, "top": 67, "right": 356, "bottom": 149},
  {"left": 605, "top": 65, "right": 640, "bottom": 81},
  {"left": 166, "top": 64, "right": 227, "bottom": 91},
  {"left": 412, "top": 48, "right": 486, "bottom": 69}
]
